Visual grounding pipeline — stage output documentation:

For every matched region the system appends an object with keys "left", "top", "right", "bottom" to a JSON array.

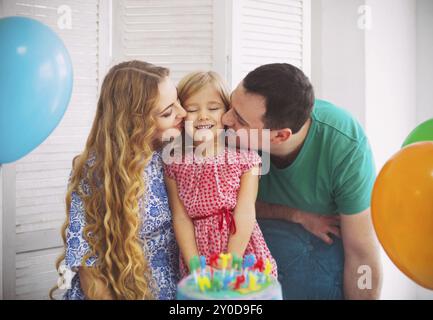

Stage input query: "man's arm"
[
  {"left": 340, "top": 208, "right": 382, "bottom": 300},
  {"left": 256, "top": 200, "right": 340, "bottom": 244}
]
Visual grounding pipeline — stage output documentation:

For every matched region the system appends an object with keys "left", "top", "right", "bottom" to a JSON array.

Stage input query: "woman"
[{"left": 50, "top": 61, "right": 186, "bottom": 300}]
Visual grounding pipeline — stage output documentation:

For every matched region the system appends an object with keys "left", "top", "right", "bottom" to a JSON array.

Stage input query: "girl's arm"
[
  {"left": 164, "top": 174, "right": 199, "bottom": 266},
  {"left": 227, "top": 166, "right": 259, "bottom": 257}
]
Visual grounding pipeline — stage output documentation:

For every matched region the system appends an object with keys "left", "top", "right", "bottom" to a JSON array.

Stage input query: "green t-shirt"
[{"left": 257, "top": 99, "right": 376, "bottom": 216}]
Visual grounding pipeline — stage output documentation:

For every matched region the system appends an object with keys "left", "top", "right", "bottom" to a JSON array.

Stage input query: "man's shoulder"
[{"left": 312, "top": 99, "right": 366, "bottom": 144}]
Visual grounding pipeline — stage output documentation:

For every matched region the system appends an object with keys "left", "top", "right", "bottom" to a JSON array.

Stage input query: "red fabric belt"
[{"left": 192, "top": 207, "right": 237, "bottom": 235}]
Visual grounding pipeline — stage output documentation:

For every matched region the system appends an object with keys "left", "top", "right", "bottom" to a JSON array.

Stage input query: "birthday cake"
[{"left": 176, "top": 253, "right": 282, "bottom": 300}]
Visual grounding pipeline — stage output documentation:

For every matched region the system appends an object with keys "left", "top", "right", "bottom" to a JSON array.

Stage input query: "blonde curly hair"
[{"left": 50, "top": 60, "right": 169, "bottom": 300}]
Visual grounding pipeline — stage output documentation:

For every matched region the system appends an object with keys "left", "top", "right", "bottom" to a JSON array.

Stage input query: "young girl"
[
  {"left": 164, "top": 71, "right": 277, "bottom": 276},
  {"left": 50, "top": 61, "right": 186, "bottom": 300}
]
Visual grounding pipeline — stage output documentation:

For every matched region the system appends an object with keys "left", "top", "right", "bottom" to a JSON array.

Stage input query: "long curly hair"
[{"left": 50, "top": 60, "right": 169, "bottom": 299}]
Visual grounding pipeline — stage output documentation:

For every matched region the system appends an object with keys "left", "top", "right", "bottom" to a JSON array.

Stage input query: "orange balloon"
[{"left": 372, "top": 142, "right": 433, "bottom": 290}]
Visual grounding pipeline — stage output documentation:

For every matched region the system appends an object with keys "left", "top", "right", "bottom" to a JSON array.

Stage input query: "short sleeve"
[
  {"left": 239, "top": 150, "right": 262, "bottom": 175},
  {"left": 65, "top": 191, "right": 97, "bottom": 269},
  {"left": 333, "top": 137, "right": 376, "bottom": 215},
  {"left": 164, "top": 163, "right": 178, "bottom": 180}
]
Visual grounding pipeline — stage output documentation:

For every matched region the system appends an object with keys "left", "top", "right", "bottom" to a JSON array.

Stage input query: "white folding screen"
[
  {"left": 230, "top": 0, "right": 311, "bottom": 87},
  {"left": 112, "top": 0, "right": 218, "bottom": 83},
  {"left": 1, "top": 0, "right": 106, "bottom": 299}
]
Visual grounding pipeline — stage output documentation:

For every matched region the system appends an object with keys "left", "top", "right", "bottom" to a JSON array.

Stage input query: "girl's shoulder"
[{"left": 225, "top": 147, "right": 261, "bottom": 164}]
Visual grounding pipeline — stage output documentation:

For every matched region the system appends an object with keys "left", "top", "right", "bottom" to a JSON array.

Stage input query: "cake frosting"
[{"left": 176, "top": 253, "right": 282, "bottom": 300}]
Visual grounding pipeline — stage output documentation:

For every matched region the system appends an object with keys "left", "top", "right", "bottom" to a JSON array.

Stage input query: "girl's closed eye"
[
  {"left": 186, "top": 106, "right": 198, "bottom": 113},
  {"left": 209, "top": 106, "right": 221, "bottom": 111}
]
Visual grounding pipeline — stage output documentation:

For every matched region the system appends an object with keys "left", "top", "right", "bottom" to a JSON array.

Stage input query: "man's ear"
[{"left": 270, "top": 128, "right": 292, "bottom": 144}]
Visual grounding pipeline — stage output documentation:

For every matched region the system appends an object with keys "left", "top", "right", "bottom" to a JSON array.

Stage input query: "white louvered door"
[
  {"left": 112, "top": 0, "right": 310, "bottom": 88},
  {"left": 230, "top": 0, "right": 311, "bottom": 87},
  {"left": 112, "top": 0, "right": 219, "bottom": 83},
  {"left": 1, "top": 0, "right": 107, "bottom": 299}
]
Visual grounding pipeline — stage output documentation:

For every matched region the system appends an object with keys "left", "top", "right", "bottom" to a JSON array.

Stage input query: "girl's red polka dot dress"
[{"left": 164, "top": 147, "right": 278, "bottom": 277}]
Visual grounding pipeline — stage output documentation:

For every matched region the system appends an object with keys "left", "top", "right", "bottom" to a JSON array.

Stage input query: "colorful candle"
[
  {"left": 189, "top": 256, "right": 200, "bottom": 283},
  {"left": 264, "top": 258, "right": 272, "bottom": 276},
  {"left": 211, "top": 274, "right": 223, "bottom": 291},
  {"left": 248, "top": 272, "right": 260, "bottom": 291},
  {"left": 199, "top": 255, "right": 206, "bottom": 275},
  {"left": 254, "top": 257, "right": 264, "bottom": 272},
  {"left": 209, "top": 253, "right": 219, "bottom": 268},
  {"left": 197, "top": 275, "right": 211, "bottom": 292},
  {"left": 223, "top": 274, "right": 233, "bottom": 290},
  {"left": 234, "top": 274, "right": 246, "bottom": 290},
  {"left": 232, "top": 254, "right": 243, "bottom": 270}
]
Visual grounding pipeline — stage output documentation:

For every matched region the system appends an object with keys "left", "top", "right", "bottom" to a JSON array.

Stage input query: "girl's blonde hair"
[
  {"left": 177, "top": 71, "right": 230, "bottom": 109},
  {"left": 50, "top": 60, "right": 169, "bottom": 300}
]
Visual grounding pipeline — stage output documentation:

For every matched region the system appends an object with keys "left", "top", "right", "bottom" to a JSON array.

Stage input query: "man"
[{"left": 222, "top": 63, "right": 382, "bottom": 299}]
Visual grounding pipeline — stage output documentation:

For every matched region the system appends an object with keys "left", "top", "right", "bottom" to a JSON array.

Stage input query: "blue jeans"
[{"left": 258, "top": 219, "right": 344, "bottom": 300}]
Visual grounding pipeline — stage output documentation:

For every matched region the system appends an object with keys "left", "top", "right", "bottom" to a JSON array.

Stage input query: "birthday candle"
[
  {"left": 248, "top": 272, "right": 260, "bottom": 291},
  {"left": 209, "top": 253, "right": 219, "bottom": 268},
  {"left": 243, "top": 254, "right": 256, "bottom": 277},
  {"left": 264, "top": 258, "right": 272, "bottom": 283},
  {"left": 223, "top": 274, "right": 233, "bottom": 290},
  {"left": 234, "top": 274, "right": 246, "bottom": 290},
  {"left": 254, "top": 257, "right": 264, "bottom": 272},
  {"left": 199, "top": 256, "right": 206, "bottom": 276},
  {"left": 189, "top": 256, "right": 200, "bottom": 283},
  {"left": 219, "top": 253, "right": 231, "bottom": 277},
  {"left": 211, "top": 274, "right": 223, "bottom": 292},
  {"left": 264, "top": 258, "right": 272, "bottom": 275},
  {"left": 197, "top": 275, "right": 211, "bottom": 292},
  {"left": 232, "top": 254, "right": 243, "bottom": 270}
]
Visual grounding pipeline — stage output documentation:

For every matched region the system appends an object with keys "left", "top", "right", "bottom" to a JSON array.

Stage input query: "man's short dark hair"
[{"left": 243, "top": 63, "right": 315, "bottom": 134}]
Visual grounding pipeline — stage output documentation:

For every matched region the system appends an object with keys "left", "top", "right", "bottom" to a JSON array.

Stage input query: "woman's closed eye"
[{"left": 162, "top": 108, "right": 173, "bottom": 117}]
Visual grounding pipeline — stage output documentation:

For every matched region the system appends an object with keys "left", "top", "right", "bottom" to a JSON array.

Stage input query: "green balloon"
[{"left": 402, "top": 119, "right": 433, "bottom": 147}]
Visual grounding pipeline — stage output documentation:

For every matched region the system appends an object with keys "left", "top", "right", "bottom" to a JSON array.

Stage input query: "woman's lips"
[{"left": 174, "top": 122, "right": 184, "bottom": 129}]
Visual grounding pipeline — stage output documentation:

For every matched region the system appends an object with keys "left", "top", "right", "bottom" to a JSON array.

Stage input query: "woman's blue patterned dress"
[{"left": 63, "top": 151, "right": 179, "bottom": 300}]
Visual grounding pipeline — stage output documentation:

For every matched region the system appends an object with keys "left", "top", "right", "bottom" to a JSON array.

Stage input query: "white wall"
[
  {"left": 416, "top": 0, "right": 433, "bottom": 124},
  {"left": 364, "top": 0, "right": 418, "bottom": 299},
  {"left": 311, "top": 0, "right": 433, "bottom": 300},
  {"left": 415, "top": 0, "right": 433, "bottom": 300},
  {"left": 311, "top": 0, "right": 366, "bottom": 126}
]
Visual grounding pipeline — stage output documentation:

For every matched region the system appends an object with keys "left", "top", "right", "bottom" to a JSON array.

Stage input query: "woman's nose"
[{"left": 175, "top": 103, "right": 187, "bottom": 118}]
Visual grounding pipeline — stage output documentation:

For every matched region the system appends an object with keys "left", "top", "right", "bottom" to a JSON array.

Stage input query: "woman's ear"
[{"left": 270, "top": 128, "right": 292, "bottom": 144}]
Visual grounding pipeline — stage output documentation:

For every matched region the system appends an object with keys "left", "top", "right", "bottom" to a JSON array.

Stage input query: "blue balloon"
[{"left": 0, "top": 17, "right": 73, "bottom": 163}]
